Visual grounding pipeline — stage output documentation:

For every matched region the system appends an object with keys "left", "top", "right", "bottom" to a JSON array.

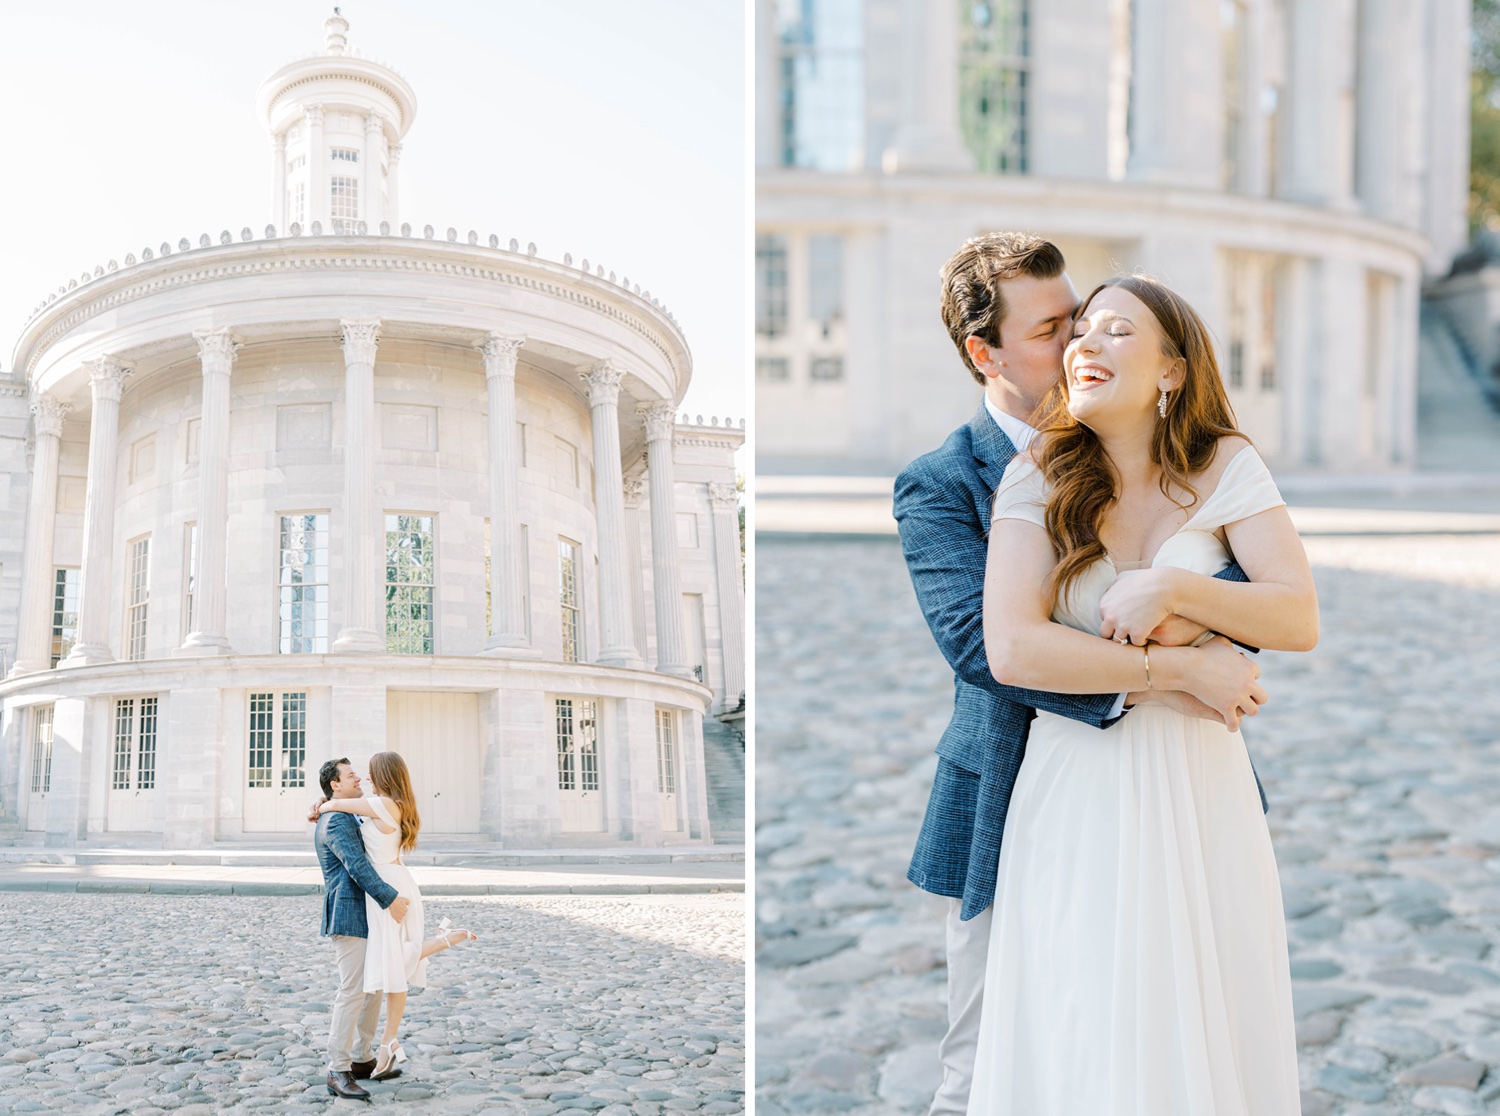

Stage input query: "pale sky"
[{"left": 0, "top": 0, "right": 747, "bottom": 422}]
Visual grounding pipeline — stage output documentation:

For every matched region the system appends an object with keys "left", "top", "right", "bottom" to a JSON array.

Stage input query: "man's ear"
[{"left": 965, "top": 334, "right": 1004, "bottom": 377}]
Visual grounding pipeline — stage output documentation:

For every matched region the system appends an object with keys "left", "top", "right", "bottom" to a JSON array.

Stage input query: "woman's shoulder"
[
  {"left": 1197, "top": 434, "right": 1259, "bottom": 488},
  {"left": 368, "top": 795, "right": 402, "bottom": 820}
]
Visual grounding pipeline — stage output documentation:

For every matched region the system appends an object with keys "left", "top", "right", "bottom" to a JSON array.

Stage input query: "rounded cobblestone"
[
  {"left": 757, "top": 530, "right": 1500, "bottom": 1115},
  {"left": 0, "top": 892, "right": 742, "bottom": 1113}
]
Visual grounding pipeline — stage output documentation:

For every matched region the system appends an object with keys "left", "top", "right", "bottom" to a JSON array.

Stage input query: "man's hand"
[
  {"left": 1179, "top": 636, "right": 1267, "bottom": 732},
  {"left": 1098, "top": 568, "right": 1179, "bottom": 646},
  {"left": 389, "top": 897, "right": 411, "bottom": 923},
  {"left": 307, "top": 797, "right": 327, "bottom": 823},
  {"left": 1147, "top": 614, "right": 1213, "bottom": 648},
  {"left": 1127, "top": 688, "right": 1225, "bottom": 724}
]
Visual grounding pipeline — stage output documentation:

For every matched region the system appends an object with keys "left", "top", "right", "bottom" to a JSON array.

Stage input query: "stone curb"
[{"left": 0, "top": 880, "right": 744, "bottom": 897}]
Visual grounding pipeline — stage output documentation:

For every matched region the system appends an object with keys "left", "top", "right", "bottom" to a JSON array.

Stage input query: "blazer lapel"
[{"left": 969, "top": 405, "right": 1018, "bottom": 511}]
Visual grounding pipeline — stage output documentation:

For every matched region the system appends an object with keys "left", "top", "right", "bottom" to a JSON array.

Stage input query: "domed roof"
[{"left": 255, "top": 10, "right": 418, "bottom": 137}]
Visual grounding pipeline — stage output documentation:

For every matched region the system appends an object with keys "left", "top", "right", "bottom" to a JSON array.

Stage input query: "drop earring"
[{"left": 1158, "top": 390, "right": 1168, "bottom": 419}]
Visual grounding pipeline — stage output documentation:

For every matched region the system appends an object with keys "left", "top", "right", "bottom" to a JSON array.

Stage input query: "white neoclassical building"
[
  {"left": 756, "top": 0, "right": 1472, "bottom": 475},
  {"left": 0, "top": 14, "right": 745, "bottom": 849}
]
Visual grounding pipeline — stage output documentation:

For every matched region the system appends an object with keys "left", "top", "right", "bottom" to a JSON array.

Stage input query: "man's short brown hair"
[{"left": 939, "top": 233, "right": 1066, "bottom": 385}]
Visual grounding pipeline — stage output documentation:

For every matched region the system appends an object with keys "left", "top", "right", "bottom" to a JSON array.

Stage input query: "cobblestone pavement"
[
  {"left": 0, "top": 892, "right": 743, "bottom": 1114},
  {"left": 756, "top": 531, "right": 1500, "bottom": 1116}
]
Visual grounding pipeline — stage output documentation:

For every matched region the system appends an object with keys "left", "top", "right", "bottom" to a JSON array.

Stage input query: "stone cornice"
[
  {"left": 757, "top": 169, "right": 1432, "bottom": 260},
  {"left": 15, "top": 239, "right": 689, "bottom": 389}
]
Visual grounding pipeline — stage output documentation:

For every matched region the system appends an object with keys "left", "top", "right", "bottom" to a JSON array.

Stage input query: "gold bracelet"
[{"left": 1142, "top": 645, "right": 1152, "bottom": 690}]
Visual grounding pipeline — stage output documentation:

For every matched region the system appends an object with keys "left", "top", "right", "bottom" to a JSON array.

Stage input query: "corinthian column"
[
  {"left": 180, "top": 328, "right": 237, "bottom": 654},
  {"left": 580, "top": 362, "right": 640, "bottom": 667},
  {"left": 709, "top": 483, "right": 746, "bottom": 710},
  {"left": 364, "top": 113, "right": 384, "bottom": 229},
  {"left": 640, "top": 403, "right": 690, "bottom": 676},
  {"left": 480, "top": 333, "right": 535, "bottom": 656},
  {"left": 61, "top": 357, "right": 133, "bottom": 667},
  {"left": 10, "top": 395, "right": 72, "bottom": 676},
  {"left": 331, "top": 320, "right": 385, "bottom": 653},
  {"left": 306, "top": 105, "right": 326, "bottom": 228},
  {"left": 272, "top": 131, "right": 288, "bottom": 233}
]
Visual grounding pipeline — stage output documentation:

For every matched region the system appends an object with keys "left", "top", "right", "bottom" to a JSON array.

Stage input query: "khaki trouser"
[
  {"left": 327, "top": 935, "right": 381, "bottom": 1073},
  {"left": 929, "top": 899, "right": 993, "bottom": 1116}
]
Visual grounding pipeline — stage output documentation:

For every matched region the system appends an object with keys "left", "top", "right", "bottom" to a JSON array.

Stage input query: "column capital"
[
  {"left": 29, "top": 393, "right": 71, "bottom": 439},
  {"left": 364, "top": 111, "right": 383, "bottom": 135},
  {"left": 581, "top": 361, "right": 625, "bottom": 406},
  {"left": 305, "top": 104, "right": 325, "bottom": 126},
  {"left": 193, "top": 328, "right": 240, "bottom": 375},
  {"left": 708, "top": 482, "right": 740, "bottom": 508},
  {"left": 638, "top": 401, "right": 677, "bottom": 443},
  {"left": 340, "top": 319, "right": 381, "bottom": 366},
  {"left": 272, "top": 131, "right": 287, "bottom": 153},
  {"left": 479, "top": 333, "right": 526, "bottom": 378},
  {"left": 623, "top": 476, "right": 647, "bottom": 509},
  {"left": 88, "top": 356, "right": 134, "bottom": 402},
  {"left": 389, "top": 143, "right": 403, "bottom": 167}
]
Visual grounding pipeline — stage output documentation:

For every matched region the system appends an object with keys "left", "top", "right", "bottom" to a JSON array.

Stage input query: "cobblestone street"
[
  {"left": 0, "top": 892, "right": 743, "bottom": 1114},
  {"left": 756, "top": 528, "right": 1500, "bottom": 1115}
]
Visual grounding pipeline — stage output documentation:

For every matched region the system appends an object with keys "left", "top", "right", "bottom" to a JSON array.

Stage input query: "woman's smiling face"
[{"left": 1063, "top": 286, "right": 1181, "bottom": 432}]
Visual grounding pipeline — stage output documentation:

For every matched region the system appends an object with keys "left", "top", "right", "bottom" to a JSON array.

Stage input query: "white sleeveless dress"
[
  {"left": 967, "top": 448, "right": 1300, "bottom": 1116},
  {"left": 359, "top": 796, "right": 428, "bottom": 994}
]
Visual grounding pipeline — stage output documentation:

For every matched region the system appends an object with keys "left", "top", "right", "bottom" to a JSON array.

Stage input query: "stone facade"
[
  {"left": 0, "top": 15, "right": 745, "bottom": 849},
  {"left": 755, "top": 0, "right": 1472, "bottom": 475}
]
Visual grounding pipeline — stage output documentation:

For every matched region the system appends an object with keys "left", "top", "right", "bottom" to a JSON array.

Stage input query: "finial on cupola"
[{"left": 324, "top": 8, "right": 349, "bottom": 55}]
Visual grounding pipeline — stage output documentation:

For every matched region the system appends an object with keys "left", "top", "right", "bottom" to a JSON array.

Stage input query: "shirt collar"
[{"left": 983, "top": 394, "right": 1038, "bottom": 452}]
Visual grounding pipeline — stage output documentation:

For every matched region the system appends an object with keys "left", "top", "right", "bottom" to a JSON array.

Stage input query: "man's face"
[
  {"left": 974, "top": 273, "right": 1080, "bottom": 420},
  {"left": 330, "top": 763, "right": 362, "bottom": 799}
]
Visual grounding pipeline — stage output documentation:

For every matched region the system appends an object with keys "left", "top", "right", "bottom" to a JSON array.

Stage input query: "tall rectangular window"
[
  {"left": 138, "top": 697, "right": 158, "bottom": 790},
  {"left": 50, "top": 568, "right": 80, "bottom": 668},
  {"left": 112, "top": 698, "right": 134, "bottom": 791},
  {"left": 959, "top": 0, "right": 1031, "bottom": 173},
  {"left": 247, "top": 691, "right": 306, "bottom": 789},
  {"left": 247, "top": 692, "right": 275, "bottom": 789},
  {"left": 558, "top": 538, "right": 583, "bottom": 663},
  {"left": 330, "top": 176, "right": 359, "bottom": 232},
  {"left": 330, "top": 147, "right": 360, "bottom": 162},
  {"left": 656, "top": 708, "right": 677, "bottom": 795},
  {"left": 30, "top": 706, "right": 54, "bottom": 795},
  {"left": 126, "top": 536, "right": 150, "bottom": 662},
  {"left": 385, "top": 514, "right": 435, "bottom": 654},
  {"left": 279, "top": 513, "right": 330, "bottom": 653},
  {"left": 775, "top": 0, "right": 866, "bottom": 170},
  {"left": 112, "top": 698, "right": 158, "bottom": 792},
  {"left": 291, "top": 182, "right": 306, "bottom": 226},
  {"left": 1222, "top": 0, "right": 1248, "bottom": 190},
  {"left": 182, "top": 522, "right": 197, "bottom": 640},
  {"left": 756, "top": 234, "right": 790, "bottom": 339},
  {"left": 555, "top": 697, "right": 600, "bottom": 791},
  {"left": 807, "top": 234, "right": 845, "bottom": 335}
]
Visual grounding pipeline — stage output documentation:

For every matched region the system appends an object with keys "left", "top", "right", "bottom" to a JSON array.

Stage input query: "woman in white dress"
[
  {"left": 968, "top": 276, "right": 1319, "bottom": 1115},
  {"left": 316, "top": 750, "right": 477, "bottom": 1078}
]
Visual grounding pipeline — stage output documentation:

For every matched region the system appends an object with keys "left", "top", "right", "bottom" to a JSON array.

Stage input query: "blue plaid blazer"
[
  {"left": 895, "top": 405, "right": 1258, "bottom": 921},
  {"left": 315, "top": 811, "right": 399, "bottom": 938}
]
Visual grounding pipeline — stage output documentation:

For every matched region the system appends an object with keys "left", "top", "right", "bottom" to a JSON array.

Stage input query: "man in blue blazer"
[
  {"left": 315, "top": 757, "right": 409, "bottom": 1100},
  {"left": 894, "top": 233, "right": 1263, "bottom": 1115}
]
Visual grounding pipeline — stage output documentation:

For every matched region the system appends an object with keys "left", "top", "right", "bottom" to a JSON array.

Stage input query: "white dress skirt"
[
  {"left": 966, "top": 449, "right": 1301, "bottom": 1116},
  {"left": 359, "top": 796, "right": 428, "bottom": 994}
]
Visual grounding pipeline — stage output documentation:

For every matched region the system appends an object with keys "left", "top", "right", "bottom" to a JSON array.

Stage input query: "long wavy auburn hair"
[
  {"left": 368, "top": 750, "right": 422, "bottom": 853},
  {"left": 1031, "top": 275, "right": 1246, "bottom": 613}
]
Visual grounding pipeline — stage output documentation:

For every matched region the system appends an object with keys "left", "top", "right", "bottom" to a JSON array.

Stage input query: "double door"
[
  {"left": 385, "top": 691, "right": 481, "bottom": 833},
  {"left": 243, "top": 691, "right": 313, "bottom": 832},
  {"left": 107, "top": 697, "right": 160, "bottom": 832}
]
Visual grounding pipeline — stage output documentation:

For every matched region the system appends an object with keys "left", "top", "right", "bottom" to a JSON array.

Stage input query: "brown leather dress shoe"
[{"left": 326, "top": 1070, "right": 371, "bottom": 1100}]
